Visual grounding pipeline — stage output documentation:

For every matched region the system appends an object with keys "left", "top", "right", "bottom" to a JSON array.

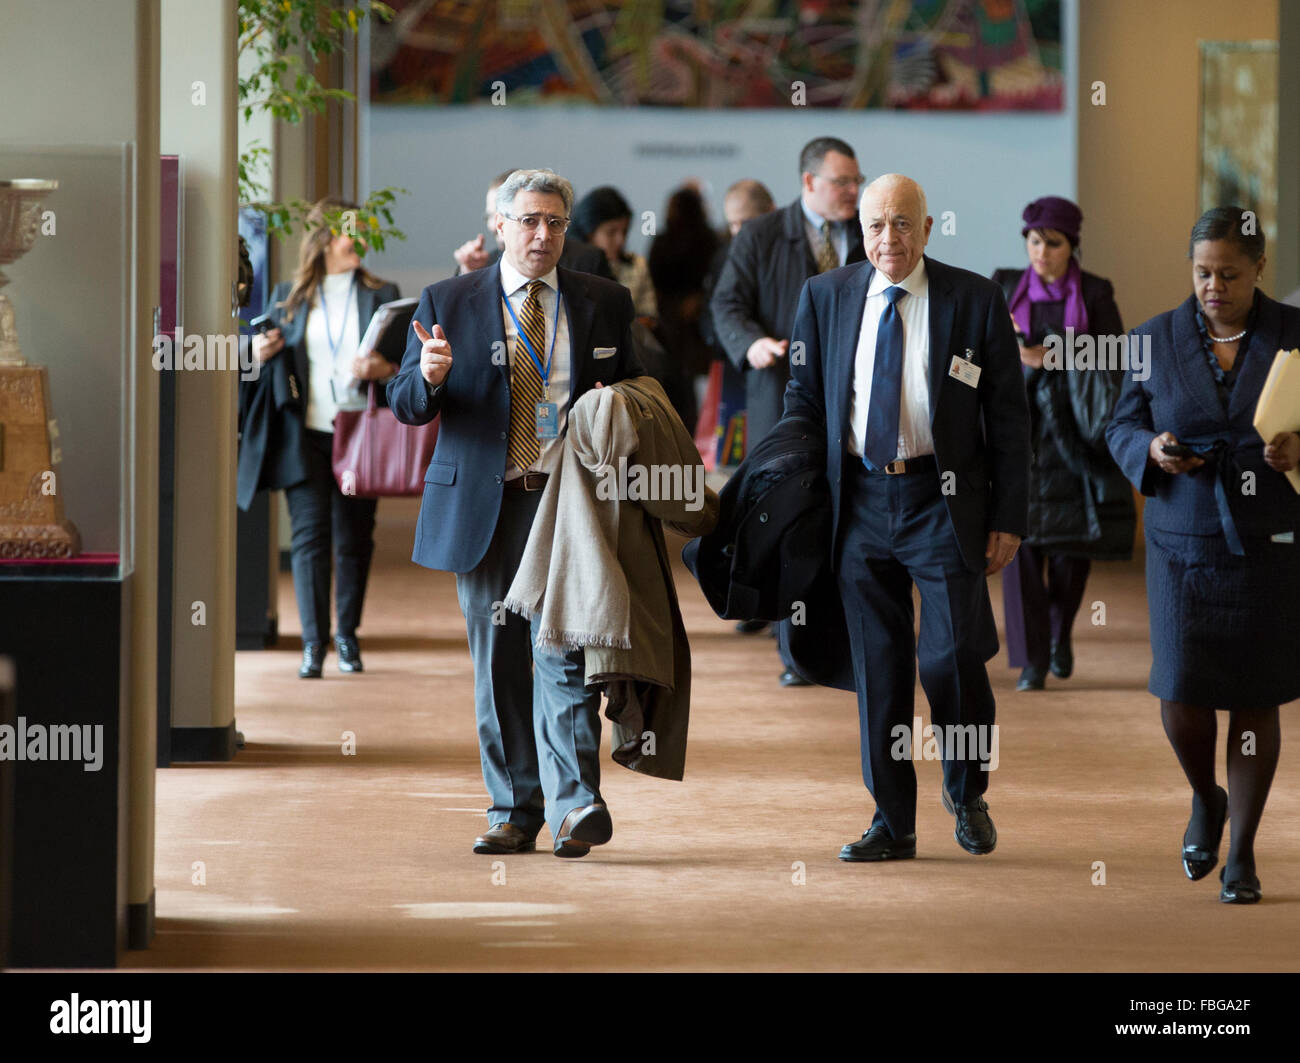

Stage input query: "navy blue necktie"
[{"left": 863, "top": 285, "right": 907, "bottom": 470}]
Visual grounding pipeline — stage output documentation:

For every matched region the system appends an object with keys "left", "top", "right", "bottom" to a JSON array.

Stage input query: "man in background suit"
[
  {"left": 388, "top": 169, "right": 643, "bottom": 858},
  {"left": 711, "top": 138, "right": 867, "bottom": 685},
  {"left": 712, "top": 137, "right": 867, "bottom": 451},
  {"left": 784, "top": 174, "right": 1030, "bottom": 861},
  {"left": 454, "top": 169, "right": 614, "bottom": 280}
]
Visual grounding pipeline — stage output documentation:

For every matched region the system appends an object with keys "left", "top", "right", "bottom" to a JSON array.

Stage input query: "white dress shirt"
[
  {"left": 305, "top": 270, "right": 361, "bottom": 432},
  {"left": 848, "top": 258, "right": 933, "bottom": 462},
  {"left": 499, "top": 256, "right": 572, "bottom": 478}
]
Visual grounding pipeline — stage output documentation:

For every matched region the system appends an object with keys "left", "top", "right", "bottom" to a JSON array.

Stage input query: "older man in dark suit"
[
  {"left": 388, "top": 168, "right": 643, "bottom": 858},
  {"left": 784, "top": 174, "right": 1030, "bottom": 861}
]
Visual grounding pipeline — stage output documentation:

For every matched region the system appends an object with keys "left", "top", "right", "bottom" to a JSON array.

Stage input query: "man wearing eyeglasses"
[
  {"left": 389, "top": 168, "right": 644, "bottom": 859},
  {"left": 453, "top": 170, "right": 615, "bottom": 281},
  {"left": 711, "top": 136, "right": 867, "bottom": 685}
]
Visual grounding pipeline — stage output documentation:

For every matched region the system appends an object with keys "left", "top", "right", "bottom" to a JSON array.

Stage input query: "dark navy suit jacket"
[
  {"left": 1106, "top": 293, "right": 1300, "bottom": 540},
  {"left": 783, "top": 255, "right": 1031, "bottom": 573},
  {"left": 387, "top": 261, "right": 643, "bottom": 573}
]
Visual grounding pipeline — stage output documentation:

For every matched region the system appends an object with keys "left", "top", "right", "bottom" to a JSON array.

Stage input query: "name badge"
[
  {"left": 535, "top": 401, "right": 559, "bottom": 439},
  {"left": 1271, "top": 531, "right": 1295, "bottom": 544},
  {"left": 949, "top": 356, "right": 981, "bottom": 388}
]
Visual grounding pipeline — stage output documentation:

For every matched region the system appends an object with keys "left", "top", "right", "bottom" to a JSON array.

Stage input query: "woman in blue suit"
[{"left": 1107, "top": 207, "right": 1300, "bottom": 904}]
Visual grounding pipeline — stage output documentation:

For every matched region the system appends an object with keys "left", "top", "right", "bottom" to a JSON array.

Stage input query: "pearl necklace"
[{"left": 1207, "top": 327, "right": 1247, "bottom": 343}]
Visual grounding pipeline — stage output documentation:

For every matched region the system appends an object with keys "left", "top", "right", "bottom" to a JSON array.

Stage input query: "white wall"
[{"left": 361, "top": 0, "right": 1078, "bottom": 298}]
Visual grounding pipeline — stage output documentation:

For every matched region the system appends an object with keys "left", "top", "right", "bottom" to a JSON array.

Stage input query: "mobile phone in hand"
[
  {"left": 250, "top": 312, "right": 275, "bottom": 335},
  {"left": 1160, "top": 443, "right": 1198, "bottom": 459}
]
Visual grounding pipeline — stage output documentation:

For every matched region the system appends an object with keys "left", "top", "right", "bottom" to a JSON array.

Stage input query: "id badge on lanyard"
[
  {"left": 535, "top": 401, "right": 559, "bottom": 439},
  {"left": 502, "top": 285, "right": 563, "bottom": 439}
]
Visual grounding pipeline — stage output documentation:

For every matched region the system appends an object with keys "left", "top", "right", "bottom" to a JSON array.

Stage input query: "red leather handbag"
[{"left": 331, "top": 383, "right": 438, "bottom": 497}]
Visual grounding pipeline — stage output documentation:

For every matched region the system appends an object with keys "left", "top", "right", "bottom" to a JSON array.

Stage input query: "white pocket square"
[{"left": 593, "top": 346, "right": 617, "bottom": 359}]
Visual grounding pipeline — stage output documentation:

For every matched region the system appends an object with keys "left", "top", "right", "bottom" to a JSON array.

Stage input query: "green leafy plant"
[{"left": 238, "top": 0, "right": 405, "bottom": 252}]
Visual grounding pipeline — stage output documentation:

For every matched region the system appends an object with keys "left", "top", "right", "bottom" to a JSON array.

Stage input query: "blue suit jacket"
[
  {"left": 783, "top": 255, "right": 1031, "bottom": 572},
  {"left": 1106, "top": 292, "right": 1300, "bottom": 540},
  {"left": 387, "top": 261, "right": 643, "bottom": 573}
]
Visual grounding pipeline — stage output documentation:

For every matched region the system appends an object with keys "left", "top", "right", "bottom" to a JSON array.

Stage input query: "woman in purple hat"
[{"left": 992, "top": 196, "right": 1136, "bottom": 692}]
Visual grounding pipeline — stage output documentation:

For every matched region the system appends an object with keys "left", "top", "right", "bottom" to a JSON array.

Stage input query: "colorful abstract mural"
[{"left": 370, "top": 0, "right": 1063, "bottom": 111}]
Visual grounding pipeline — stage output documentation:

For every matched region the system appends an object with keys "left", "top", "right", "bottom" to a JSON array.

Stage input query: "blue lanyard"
[
  {"left": 501, "top": 283, "right": 562, "bottom": 397},
  {"left": 321, "top": 273, "right": 357, "bottom": 364}
]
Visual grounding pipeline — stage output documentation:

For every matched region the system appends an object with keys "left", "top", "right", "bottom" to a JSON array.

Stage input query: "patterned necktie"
[
  {"left": 863, "top": 286, "right": 907, "bottom": 470},
  {"left": 507, "top": 279, "right": 547, "bottom": 473},
  {"left": 816, "top": 219, "right": 839, "bottom": 274}
]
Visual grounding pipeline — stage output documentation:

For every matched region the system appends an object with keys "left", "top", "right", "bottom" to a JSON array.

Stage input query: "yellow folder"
[{"left": 1253, "top": 348, "right": 1300, "bottom": 493}]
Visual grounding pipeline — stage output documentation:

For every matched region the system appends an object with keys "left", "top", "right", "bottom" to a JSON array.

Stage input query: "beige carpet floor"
[{"left": 126, "top": 498, "right": 1300, "bottom": 971}]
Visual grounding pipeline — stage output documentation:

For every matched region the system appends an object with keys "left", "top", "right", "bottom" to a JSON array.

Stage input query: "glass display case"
[
  {"left": 0, "top": 144, "right": 136, "bottom": 581},
  {"left": 0, "top": 144, "right": 139, "bottom": 967}
]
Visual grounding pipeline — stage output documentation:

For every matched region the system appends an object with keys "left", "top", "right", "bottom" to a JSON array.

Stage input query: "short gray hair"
[{"left": 495, "top": 169, "right": 574, "bottom": 217}]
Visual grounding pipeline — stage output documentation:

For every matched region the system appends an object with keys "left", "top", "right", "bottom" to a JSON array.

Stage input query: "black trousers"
[
  {"left": 283, "top": 429, "right": 378, "bottom": 644},
  {"left": 836, "top": 463, "right": 999, "bottom": 840},
  {"left": 1000, "top": 544, "right": 1090, "bottom": 670}
]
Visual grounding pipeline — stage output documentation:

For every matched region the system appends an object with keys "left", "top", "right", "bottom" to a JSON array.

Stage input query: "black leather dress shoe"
[
  {"left": 735, "top": 619, "right": 770, "bottom": 634},
  {"left": 1219, "top": 865, "right": 1261, "bottom": 904},
  {"left": 942, "top": 788, "right": 997, "bottom": 854},
  {"left": 553, "top": 803, "right": 612, "bottom": 858},
  {"left": 779, "top": 668, "right": 812, "bottom": 687},
  {"left": 335, "top": 635, "right": 363, "bottom": 673},
  {"left": 473, "top": 823, "right": 537, "bottom": 855},
  {"left": 839, "top": 824, "right": 917, "bottom": 862},
  {"left": 1049, "top": 638, "right": 1074, "bottom": 679},
  {"left": 1016, "top": 665, "right": 1046, "bottom": 692},
  {"left": 1182, "top": 785, "right": 1228, "bottom": 881},
  {"left": 299, "top": 642, "right": 325, "bottom": 679}
]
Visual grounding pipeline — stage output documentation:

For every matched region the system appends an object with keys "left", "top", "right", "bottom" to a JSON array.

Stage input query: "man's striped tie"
[
  {"left": 507, "top": 280, "right": 547, "bottom": 473},
  {"left": 816, "top": 220, "right": 839, "bottom": 273}
]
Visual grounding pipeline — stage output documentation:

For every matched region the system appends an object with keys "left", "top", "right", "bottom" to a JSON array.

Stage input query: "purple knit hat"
[{"left": 1021, "top": 196, "right": 1082, "bottom": 246}]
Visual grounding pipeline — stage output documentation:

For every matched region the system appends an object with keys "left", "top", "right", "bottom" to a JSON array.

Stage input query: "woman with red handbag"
[{"left": 243, "top": 199, "right": 400, "bottom": 678}]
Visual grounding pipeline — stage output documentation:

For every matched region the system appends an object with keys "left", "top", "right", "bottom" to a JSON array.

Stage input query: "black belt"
[
  {"left": 861, "top": 454, "right": 938, "bottom": 476},
  {"left": 505, "top": 472, "right": 549, "bottom": 491}
]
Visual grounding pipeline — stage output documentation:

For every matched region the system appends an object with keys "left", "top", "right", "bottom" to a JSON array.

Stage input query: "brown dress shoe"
[
  {"left": 553, "top": 804, "right": 612, "bottom": 858},
  {"left": 473, "top": 822, "right": 536, "bottom": 855}
]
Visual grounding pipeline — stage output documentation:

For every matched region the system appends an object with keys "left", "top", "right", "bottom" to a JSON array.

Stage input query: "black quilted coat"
[{"left": 993, "top": 268, "right": 1136, "bottom": 560}]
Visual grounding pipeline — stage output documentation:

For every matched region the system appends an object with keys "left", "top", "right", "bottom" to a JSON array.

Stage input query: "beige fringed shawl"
[{"left": 503, "top": 376, "right": 718, "bottom": 779}]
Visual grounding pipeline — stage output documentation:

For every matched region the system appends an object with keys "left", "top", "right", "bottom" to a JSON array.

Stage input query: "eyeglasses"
[
  {"left": 501, "top": 212, "right": 570, "bottom": 234},
  {"left": 814, "top": 174, "right": 867, "bottom": 190}
]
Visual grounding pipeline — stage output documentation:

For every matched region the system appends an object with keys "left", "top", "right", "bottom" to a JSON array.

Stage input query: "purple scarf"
[{"left": 1008, "top": 257, "right": 1088, "bottom": 338}]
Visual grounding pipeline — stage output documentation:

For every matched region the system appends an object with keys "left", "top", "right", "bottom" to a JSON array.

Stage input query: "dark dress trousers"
[
  {"left": 1106, "top": 292, "right": 1300, "bottom": 709},
  {"left": 992, "top": 268, "right": 1135, "bottom": 671},
  {"left": 386, "top": 262, "right": 643, "bottom": 840},
  {"left": 237, "top": 278, "right": 400, "bottom": 644},
  {"left": 784, "top": 256, "right": 1030, "bottom": 839},
  {"left": 711, "top": 199, "right": 866, "bottom": 450}
]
